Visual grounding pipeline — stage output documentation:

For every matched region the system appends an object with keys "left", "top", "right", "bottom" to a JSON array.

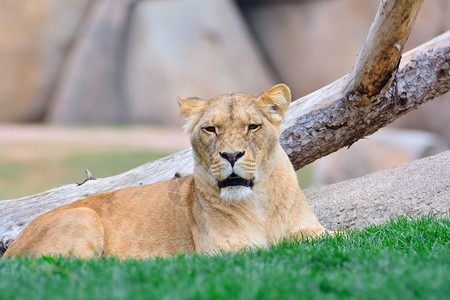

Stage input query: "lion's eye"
[
  {"left": 248, "top": 124, "right": 261, "bottom": 132},
  {"left": 203, "top": 126, "right": 216, "bottom": 134}
]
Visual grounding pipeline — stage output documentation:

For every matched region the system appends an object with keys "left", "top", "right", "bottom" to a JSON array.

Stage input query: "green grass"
[{"left": 1, "top": 216, "right": 448, "bottom": 300}]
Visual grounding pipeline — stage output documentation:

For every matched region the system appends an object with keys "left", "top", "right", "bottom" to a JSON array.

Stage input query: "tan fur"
[{"left": 4, "top": 84, "right": 327, "bottom": 260}]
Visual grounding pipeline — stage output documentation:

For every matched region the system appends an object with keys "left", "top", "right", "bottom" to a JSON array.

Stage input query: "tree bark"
[
  {"left": 282, "top": 30, "right": 450, "bottom": 169},
  {"left": 345, "top": 0, "right": 424, "bottom": 96},
  {"left": 1, "top": 0, "right": 449, "bottom": 246}
]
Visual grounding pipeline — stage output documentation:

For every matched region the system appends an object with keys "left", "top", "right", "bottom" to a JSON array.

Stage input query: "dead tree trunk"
[{"left": 1, "top": 0, "right": 449, "bottom": 245}]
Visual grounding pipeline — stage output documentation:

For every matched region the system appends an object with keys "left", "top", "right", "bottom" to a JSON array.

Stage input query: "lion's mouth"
[{"left": 218, "top": 173, "right": 254, "bottom": 188}]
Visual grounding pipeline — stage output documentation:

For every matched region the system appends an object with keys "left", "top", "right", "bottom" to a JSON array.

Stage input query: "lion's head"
[{"left": 178, "top": 84, "right": 291, "bottom": 202}]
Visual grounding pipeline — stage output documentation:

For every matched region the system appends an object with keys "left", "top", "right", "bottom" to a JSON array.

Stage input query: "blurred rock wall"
[
  {"left": 0, "top": 0, "right": 91, "bottom": 122},
  {"left": 0, "top": 0, "right": 449, "bottom": 134}
]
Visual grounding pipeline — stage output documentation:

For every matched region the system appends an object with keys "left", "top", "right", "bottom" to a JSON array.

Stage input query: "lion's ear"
[
  {"left": 177, "top": 96, "right": 208, "bottom": 133},
  {"left": 256, "top": 84, "right": 291, "bottom": 124}
]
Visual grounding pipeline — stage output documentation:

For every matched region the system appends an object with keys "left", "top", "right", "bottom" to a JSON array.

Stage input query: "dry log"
[
  {"left": 1, "top": 0, "right": 449, "bottom": 247},
  {"left": 345, "top": 0, "right": 424, "bottom": 96},
  {"left": 282, "top": 30, "right": 450, "bottom": 169}
]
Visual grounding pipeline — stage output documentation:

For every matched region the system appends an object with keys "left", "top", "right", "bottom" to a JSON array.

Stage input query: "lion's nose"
[{"left": 219, "top": 151, "right": 245, "bottom": 167}]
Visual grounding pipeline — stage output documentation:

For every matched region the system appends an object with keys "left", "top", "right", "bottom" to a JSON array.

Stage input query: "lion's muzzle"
[
  {"left": 216, "top": 151, "right": 254, "bottom": 189},
  {"left": 218, "top": 173, "right": 254, "bottom": 189}
]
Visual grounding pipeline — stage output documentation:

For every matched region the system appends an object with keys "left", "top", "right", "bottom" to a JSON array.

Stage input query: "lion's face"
[{"left": 178, "top": 84, "right": 291, "bottom": 202}]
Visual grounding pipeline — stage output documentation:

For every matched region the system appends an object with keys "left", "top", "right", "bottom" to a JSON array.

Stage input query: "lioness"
[{"left": 4, "top": 84, "right": 327, "bottom": 259}]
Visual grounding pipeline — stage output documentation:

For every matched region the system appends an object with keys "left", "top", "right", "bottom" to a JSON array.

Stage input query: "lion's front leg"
[{"left": 287, "top": 194, "right": 331, "bottom": 240}]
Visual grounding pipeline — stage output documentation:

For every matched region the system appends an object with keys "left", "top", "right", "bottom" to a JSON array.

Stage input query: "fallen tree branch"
[
  {"left": 1, "top": 1, "right": 449, "bottom": 244},
  {"left": 345, "top": 0, "right": 424, "bottom": 96},
  {"left": 282, "top": 30, "right": 450, "bottom": 169}
]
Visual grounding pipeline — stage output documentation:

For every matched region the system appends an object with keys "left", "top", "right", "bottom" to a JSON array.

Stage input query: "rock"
[
  {"left": 46, "top": 0, "right": 274, "bottom": 125},
  {"left": 313, "top": 128, "right": 449, "bottom": 185},
  {"left": 46, "top": 0, "right": 133, "bottom": 124},
  {"left": 2, "top": 0, "right": 448, "bottom": 127},
  {"left": 0, "top": 0, "right": 90, "bottom": 121},
  {"left": 124, "top": 0, "right": 275, "bottom": 125},
  {"left": 306, "top": 150, "right": 450, "bottom": 230}
]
